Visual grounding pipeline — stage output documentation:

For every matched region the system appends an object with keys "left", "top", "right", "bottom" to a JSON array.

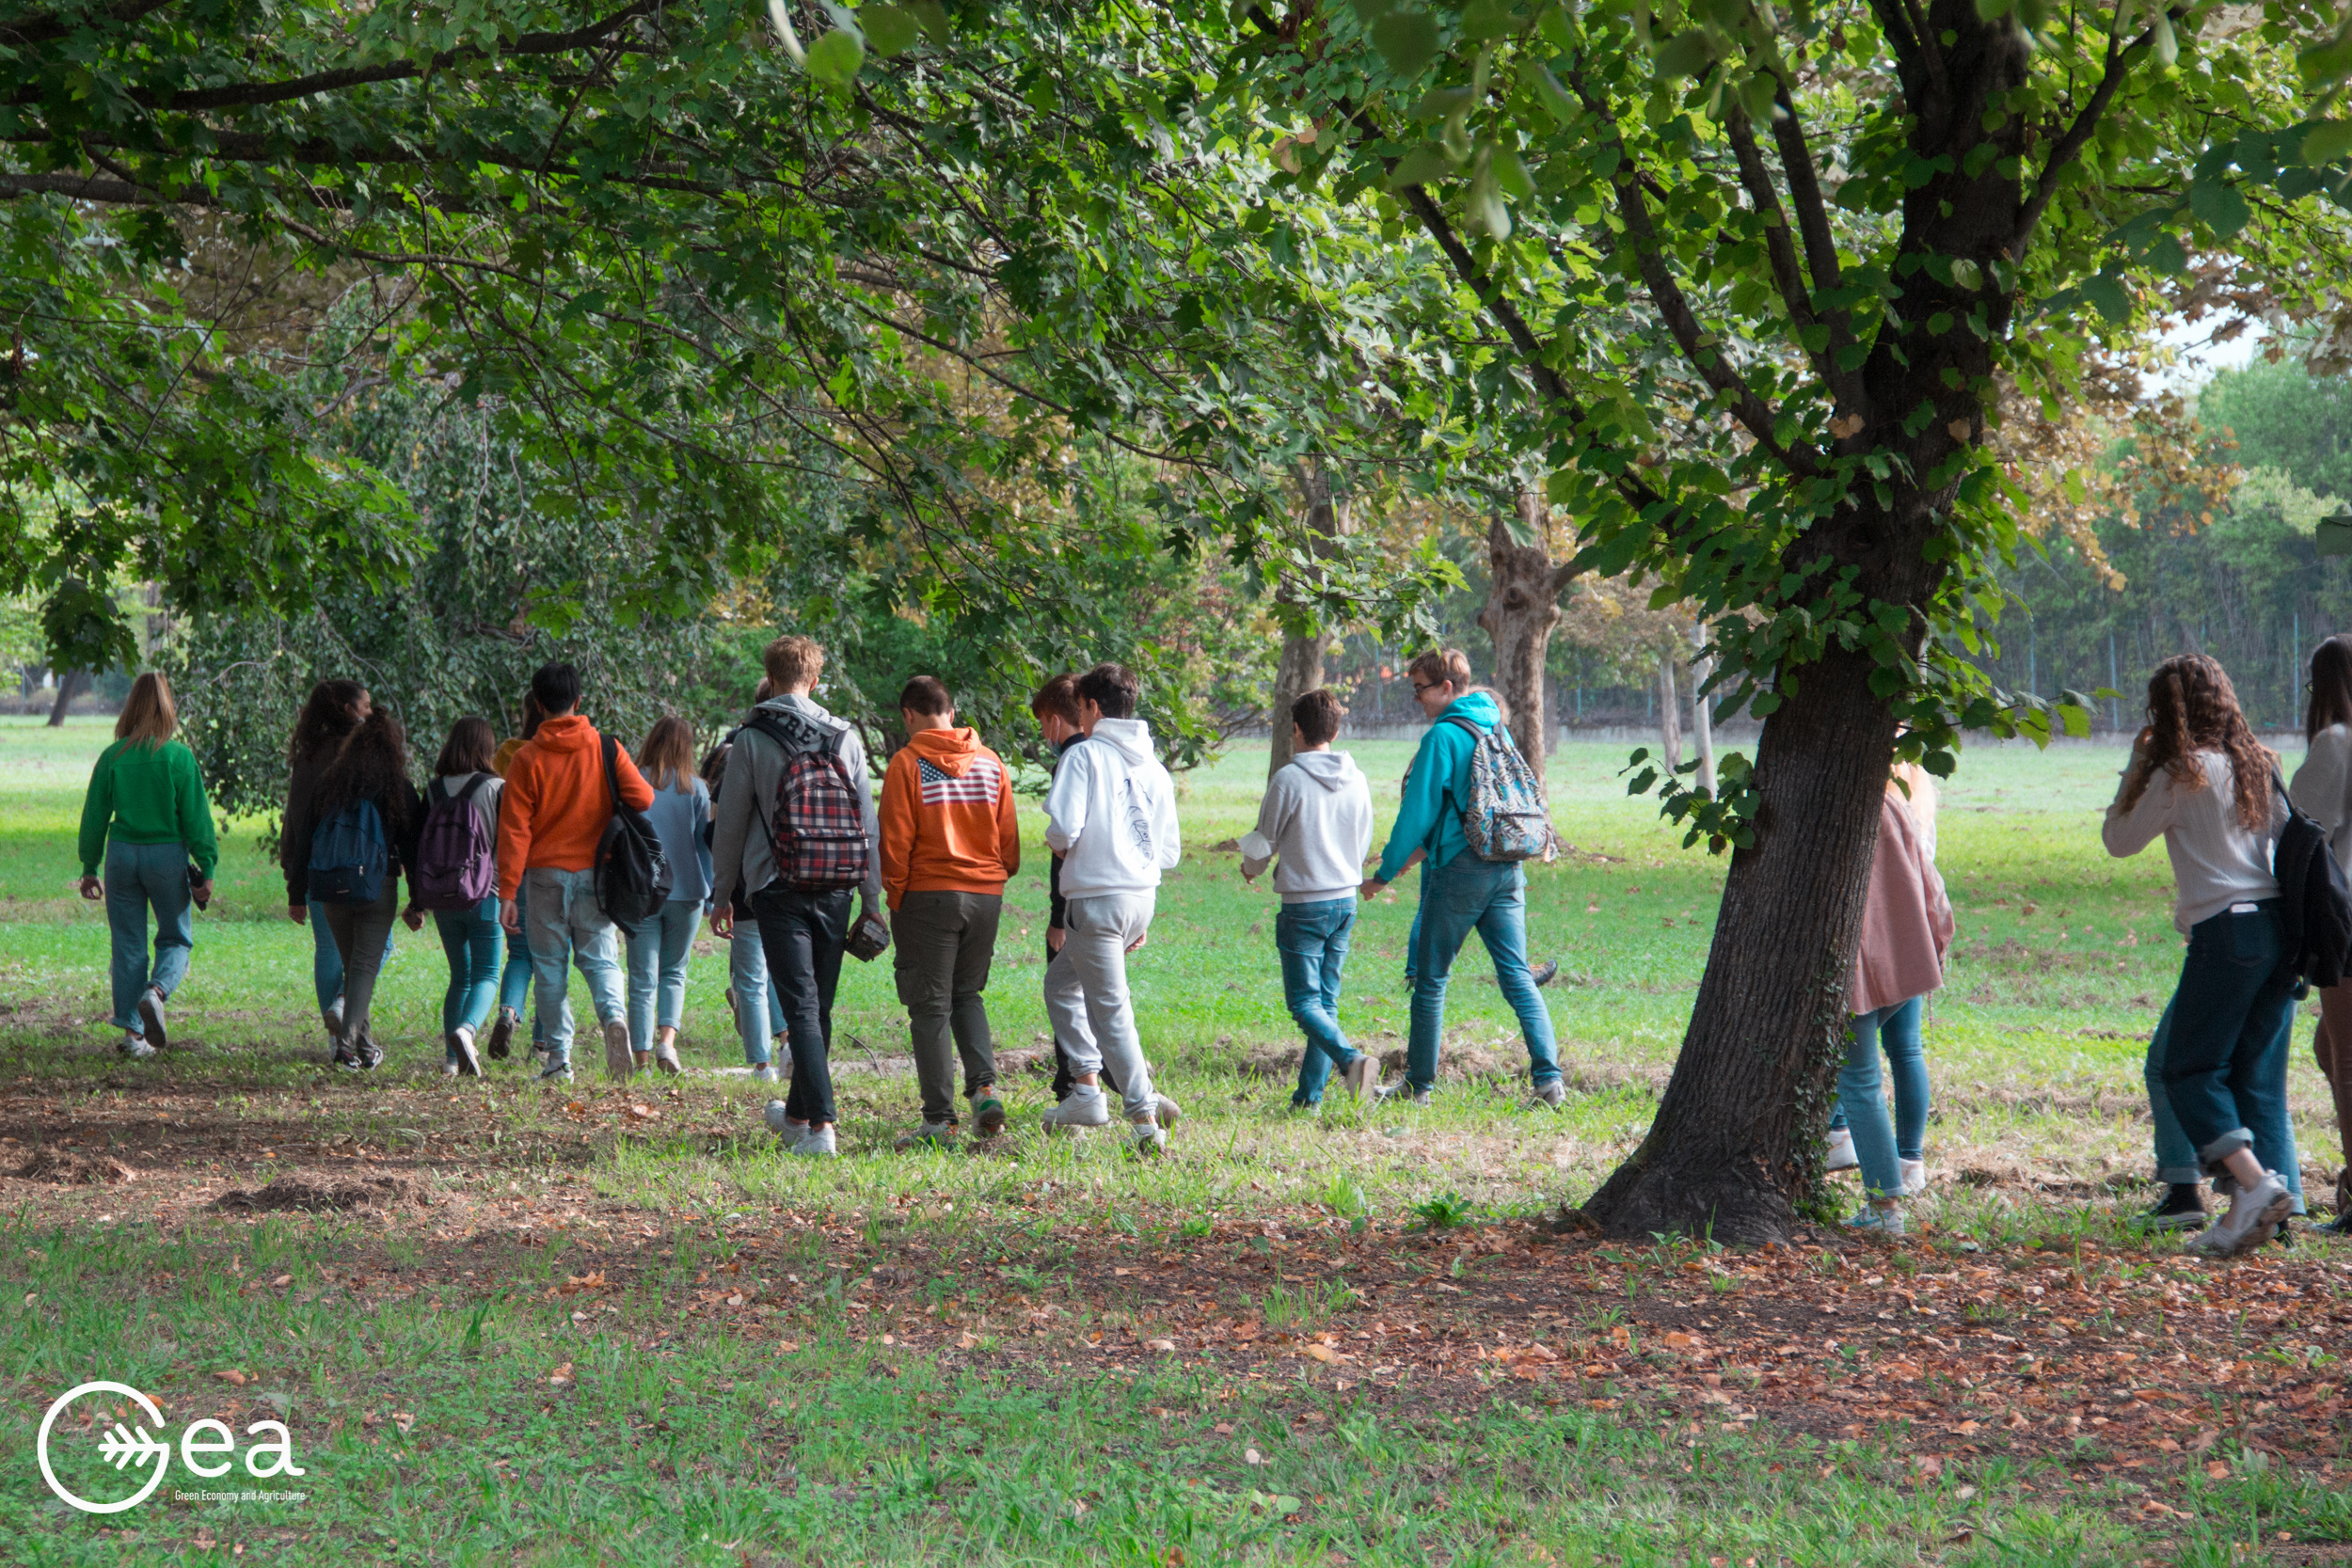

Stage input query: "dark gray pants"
[
  {"left": 892, "top": 890, "right": 1002, "bottom": 1124},
  {"left": 320, "top": 883, "right": 400, "bottom": 1051}
]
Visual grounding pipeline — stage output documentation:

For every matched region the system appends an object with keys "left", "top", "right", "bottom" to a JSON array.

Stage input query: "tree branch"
[
  {"left": 1723, "top": 102, "right": 1863, "bottom": 413},
  {"left": 0, "top": 0, "right": 176, "bottom": 48},
  {"left": 2014, "top": 16, "right": 2158, "bottom": 250}
]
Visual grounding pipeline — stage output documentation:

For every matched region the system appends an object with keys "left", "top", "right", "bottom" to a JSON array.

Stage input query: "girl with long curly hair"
[
  {"left": 280, "top": 680, "right": 389, "bottom": 1050},
  {"left": 288, "top": 708, "right": 422, "bottom": 1070},
  {"left": 2289, "top": 634, "right": 2352, "bottom": 1236},
  {"left": 2104, "top": 653, "right": 2304, "bottom": 1254}
]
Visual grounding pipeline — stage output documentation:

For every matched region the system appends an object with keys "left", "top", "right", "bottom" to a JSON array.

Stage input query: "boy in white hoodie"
[
  {"left": 1241, "top": 689, "right": 1377, "bottom": 1108},
  {"left": 1041, "top": 662, "right": 1183, "bottom": 1151}
]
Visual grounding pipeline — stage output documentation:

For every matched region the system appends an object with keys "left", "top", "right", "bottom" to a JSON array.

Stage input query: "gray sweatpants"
[
  {"left": 319, "top": 884, "right": 400, "bottom": 1050},
  {"left": 1059, "top": 891, "right": 1158, "bottom": 1119}
]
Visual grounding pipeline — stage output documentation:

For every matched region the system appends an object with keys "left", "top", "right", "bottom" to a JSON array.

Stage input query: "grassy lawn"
[{"left": 1, "top": 715, "right": 2347, "bottom": 1564}]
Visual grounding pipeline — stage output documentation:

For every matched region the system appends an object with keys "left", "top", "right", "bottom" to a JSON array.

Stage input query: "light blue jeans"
[
  {"left": 626, "top": 899, "right": 702, "bottom": 1054},
  {"left": 310, "top": 898, "right": 394, "bottom": 1016},
  {"left": 497, "top": 880, "right": 535, "bottom": 1032},
  {"left": 1279, "top": 897, "right": 1361, "bottom": 1105},
  {"left": 104, "top": 840, "right": 194, "bottom": 1033},
  {"left": 1406, "top": 853, "right": 1561, "bottom": 1093},
  {"left": 522, "top": 866, "right": 627, "bottom": 1064},
  {"left": 433, "top": 896, "right": 503, "bottom": 1053},
  {"left": 1834, "top": 997, "right": 1929, "bottom": 1199},
  {"left": 729, "top": 921, "right": 787, "bottom": 1064}
]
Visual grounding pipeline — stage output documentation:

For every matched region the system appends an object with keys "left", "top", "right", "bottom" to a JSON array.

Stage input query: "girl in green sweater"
[{"left": 76, "top": 673, "right": 217, "bottom": 1058}]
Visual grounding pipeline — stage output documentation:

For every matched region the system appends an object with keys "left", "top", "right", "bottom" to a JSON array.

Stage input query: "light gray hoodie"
[
  {"left": 1241, "top": 749, "right": 1375, "bottom": 903},
  {"left": 708, "top": 693, "right": 883, "bottom": 911},
  {"left": 1044, "top": 717, "right": 1181, "bottom": 899},
  {"left": 2292, "top": 722, "right": 2352, "bottom": 872}
]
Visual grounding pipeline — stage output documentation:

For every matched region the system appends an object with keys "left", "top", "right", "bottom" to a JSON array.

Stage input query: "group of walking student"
[{"left": 66, "top": 641, "right": 2352, "bottom": 1247}]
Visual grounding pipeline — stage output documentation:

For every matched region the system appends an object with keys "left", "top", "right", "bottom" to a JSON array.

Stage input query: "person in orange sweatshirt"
[
  {"left": 879, "top": 675, "right": 1020, "bottom": 1148},
  {"left": 497, "top": 661, "right": 656, "bottom": 1084}
]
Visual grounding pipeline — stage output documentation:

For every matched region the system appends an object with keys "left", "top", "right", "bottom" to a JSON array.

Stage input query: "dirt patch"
[
  {"left": 212, "top": 1173, "right": 435, "bottom": 1212},
  {"left": 13, "top": 1148, "right": 139, "bottom": 1184}
]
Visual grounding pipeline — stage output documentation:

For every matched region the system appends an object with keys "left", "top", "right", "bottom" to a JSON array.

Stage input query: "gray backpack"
[{"left": 1441, "top": 717, "right": 1557, "bottom": 863}]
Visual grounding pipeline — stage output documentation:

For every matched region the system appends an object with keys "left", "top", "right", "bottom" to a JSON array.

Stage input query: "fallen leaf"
[
  {"left": 1244, "top": 1448, "right": 1263, "bottom": 1465},
  {"left": 391, "top": 1412, "right": 415, "bottom": 1435},
  {"left": 270, "top": 1275, "right": 293, "bottom": 1288},
  {"left": 548, "top": 1362, "right": 574, "bottom": 1386},
  {"left": 1145, "top": 1338, "right": 1176, "bottom": 1353},
  {"left": 213, "top": 1370, "right": 248, "bottom": 1386},
  {"left": 957, "top": 1331, "right": 980, "bottom": 1349},
  {"left": 2205, "top": 1460, "right": 2231, "bottom": 1480},
  {"left": 1303, "top": 1343, "right": 1340, "bottom": 1363}
]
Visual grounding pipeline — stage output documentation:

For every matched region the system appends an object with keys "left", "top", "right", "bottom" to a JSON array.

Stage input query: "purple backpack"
[{"left": 410, "top": 774, "right": 498, "bottom": 911}]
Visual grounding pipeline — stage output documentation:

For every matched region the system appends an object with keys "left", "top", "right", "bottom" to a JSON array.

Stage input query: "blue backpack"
[
  {"left": 308, "top": 799, "right": 389, "bottom": 905},
  {"left": 1441, "top": 716, "right": 1558, "bottom": 863}
]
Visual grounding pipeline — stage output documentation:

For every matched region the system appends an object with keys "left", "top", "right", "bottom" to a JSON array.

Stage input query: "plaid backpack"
[{"left": 744, "top": 712, "right": 869, "bottom": 894}]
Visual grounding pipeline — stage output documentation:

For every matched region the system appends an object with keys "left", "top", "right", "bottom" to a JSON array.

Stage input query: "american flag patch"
[{"left": 918, "top": 755, "right": 1003, "bottom": 806}]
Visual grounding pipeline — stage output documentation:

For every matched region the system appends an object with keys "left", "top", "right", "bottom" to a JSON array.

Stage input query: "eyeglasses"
[{"left": 1410, "top": 682, "right": 1439, "bottom": 696}]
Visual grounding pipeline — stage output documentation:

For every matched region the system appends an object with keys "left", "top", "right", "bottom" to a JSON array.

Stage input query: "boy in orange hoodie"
[
  {"left": 497, "top": 662, "right": 656, "bottom": 1083},
  {"left": 879, "top": 675, "right": 1020, "bottom": 1146}
]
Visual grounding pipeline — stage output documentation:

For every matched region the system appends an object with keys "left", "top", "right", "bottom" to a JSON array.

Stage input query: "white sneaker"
[
  {"left": 1041, "top": 1086, "right": 1112, "bottom": 1132},
  {"left": 654, "top": 1040, "right": 683, "bottom": 1075},
  {"left": 1899, "top": 1158, "right": 1928, "bottom": 1197},
  {"left": 1375, "top": 1080, "right": 1430, "bottom": 1106},
  {"left": 2187, "top": 1171, "right": 2292, "bottom": 1257},
  {"left": 1532, "top": 1078, "right": 1567, "bottom": 1109},
  {"left": 1824, "top": 1128, "right": 1859, "bottom": 1171},
  {"left": 1342, "top": 1054, "right": 1380, "bottom": 1103},
  {"left": 795, "top": 1125, "right": 838, "bottom": 1158},
  {"left": 750, "top": 1062, "right": 779, "bottom": 1084},
  {"left": 764, "top": 1101, "right": 805, "bottom": 1148},
  {"left": 450, "top": 1024, "right": 482, "bottom": 1077},
  {"left": 602, "top": 1019, "right": 634, "bottom": 1080},
  {"left": 1847, "top": 1203, "right": 1906, "bottom": 1238},
  {"left": 1130, "top": 1115, "right": 1168, "bottom": 1155}
]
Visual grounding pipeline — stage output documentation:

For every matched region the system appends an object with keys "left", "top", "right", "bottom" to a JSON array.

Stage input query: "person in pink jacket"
[{"left": 1827, "top": 766, "right": 1953, "bottom": 1237}]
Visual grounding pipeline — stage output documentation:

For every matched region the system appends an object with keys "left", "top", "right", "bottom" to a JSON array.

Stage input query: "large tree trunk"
[
  {"left": 1268, "top": 461, "right": 1350, "bottom": 778},
  {"left": 1477, "top": 490, "right": 1566, "bottom": 795},
  {"left": 45, "top": 669, "right": 85, "bottom": 726},
  {"left": 1267, "top": 629, "right": 1329, "bottom": 774},
  {"left": 1579, "top": 645, "right": 1897, "bottom": 1242}
]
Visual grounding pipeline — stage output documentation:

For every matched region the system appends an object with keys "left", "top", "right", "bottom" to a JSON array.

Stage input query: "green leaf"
[
  {"left": 907, "top": 0, "right": 949, "bottom": 43},
  {"left": 2151, "top": 8, "right": 2176, "bottom": 67},
  {"left": 805, "top": 25, "right": 866, "bottom": 83},
  {"left": 1490, "top": 145, "right": 1534, "bottom": 198},
  {"left": 860, "top": 4, "right": 922, "bottom": 55},
  {"left": 1518, "top": 58, "right": 1576, "bottom": 125},
  {"left": 1372, "top": 9, "right": 1442, "bottom": 78},
  {"left": 2188, "top": 177, "right": 2250, "bottom": 239},
  {"left": 2302, "top": 119, "right": 2352, "bottom": 166},
  {"left": 1653, "top": 30, "right": 1714, "bottom": 81},
  {"left": 1386, "top": 142, "right": 1455, "bottom": 189}
]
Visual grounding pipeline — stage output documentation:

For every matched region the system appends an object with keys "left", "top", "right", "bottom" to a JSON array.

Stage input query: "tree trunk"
[
  {"left": 1477, "top": 490, "right": 1565, "bottom": 796},
  {"left": 1691, "top": 627, "right": 1717, "bottom": 798},
  {"left": 1657, "top": 653, "right": 1682, "bottom": 773},
  {"left": 46, "top": 669, "right": 85, "bottom": 727},
  {"left": 1268, "top": 461, "right": 1350, "bottom": 778},
  {"left": 1267, "top": 629, "right": 1329, "bottom": 774},
  {"left": 1578, "top": 644, "right": 1896, "bottom": 1242}
]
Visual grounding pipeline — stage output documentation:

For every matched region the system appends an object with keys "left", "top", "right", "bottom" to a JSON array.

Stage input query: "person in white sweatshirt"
[
  {"left": 2103, "top": 653, "right": 2301, "bottom": 1255},
  {"left": 1040, "top": 662, "right": 1183, "bottom": 1151},
  {"left": 2289, "top": 633, "right": 2352, "bottom": 1236},
  {"left": 1241, "top": 689, "right": 1377, "bottom": 1108}
]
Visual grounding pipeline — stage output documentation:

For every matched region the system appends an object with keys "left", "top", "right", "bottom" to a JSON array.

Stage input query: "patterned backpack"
[{"left": 1441, "top": 717, "right": 1558, "bottom": 863}]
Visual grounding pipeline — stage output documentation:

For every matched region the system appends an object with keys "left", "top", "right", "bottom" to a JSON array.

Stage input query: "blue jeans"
[
  {"left": 1279, "top": 897, "right": 1360, "bottom": 1105},
  {"left": 729, "top": 922, "right": 787, "bottom": 1064},
  {"left": 1835, "top": 997, "right": 1929, "bottom": 1198},
  {"left": 433, "top": 896, "right": 503, "bottom": 1052},
  {"left": 310, "top": 899, "right": 394, "bottom": 1016},
  {"left": 497, "top": 880, "right": 536, "bottom": 1034},
  {"left": 522, "top": 866, "right": 628, "bottom": 1063},
  {"left": 104, "top": 841, "right": 193, "bottom": 1032},
  {"left": 626, "top": 899, "right": 702, "bottom": 1055},
  {"left": 1406, "top": 854, "right": 1561, "bottom": 1093},
  {"left": 2146, "top": 906, "right": 2304, "bottom": 1209}
]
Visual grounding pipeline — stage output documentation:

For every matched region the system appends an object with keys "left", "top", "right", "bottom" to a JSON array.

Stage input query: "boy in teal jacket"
[{"left": 1360, "top": 651, "right": 1562, "bottom": 1104}]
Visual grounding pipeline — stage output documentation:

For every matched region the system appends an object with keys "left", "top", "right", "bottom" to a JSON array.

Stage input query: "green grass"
[{"left": 4, "top": 716, "right": 2350, "bottom": 1564}]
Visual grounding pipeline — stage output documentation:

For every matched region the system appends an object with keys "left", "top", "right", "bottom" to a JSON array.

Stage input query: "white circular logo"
[{"left": 38, "top": 1382, "right": 171, "bottom": 1514}]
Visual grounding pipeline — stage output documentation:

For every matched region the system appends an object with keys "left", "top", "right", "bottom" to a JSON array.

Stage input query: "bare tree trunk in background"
[
  {"left": 1267, "top": 462, "right": 1351, "bottom": 778},
  {"left": 1477, "top": 490, "right": 1575, "bottom": 797},
  {"left": 1657, "top": 653, "right": 1682, "bottom": 772},
  {"left": 1691, "top": 626, "right": 1717, "bottom": 797},
  {"left": 46, "top": 670, "right": 85, "bottom": 727}
]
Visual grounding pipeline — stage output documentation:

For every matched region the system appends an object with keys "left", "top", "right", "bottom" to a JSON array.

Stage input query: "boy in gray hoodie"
[
  {"left": 1041, "top": 662, "right": 1182, "bottom": 1151},
  {"left": 1242, "top": 689, "right": 1378, "bottom": 1107}
]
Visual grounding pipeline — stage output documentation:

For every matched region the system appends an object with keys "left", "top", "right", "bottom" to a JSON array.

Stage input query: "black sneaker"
[
  {"left": 485, "top": 1007, "right": 516, "bottom": 1060},
  {"left": 2139, "top": 1184, "right": 2207, "bottom": 1232},
  {"left": 332, "top": 1038, "right": 360, "bottom": 1071},
  {"left": 357, "top": 1035, "right": 383, "bottom": 1071},
  {"left": 2322, "top": 1212, "right": 2352, "bottom": 1237},
  {"left": 136, "top": 988, "right": 168, "bottom": 1051}
]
